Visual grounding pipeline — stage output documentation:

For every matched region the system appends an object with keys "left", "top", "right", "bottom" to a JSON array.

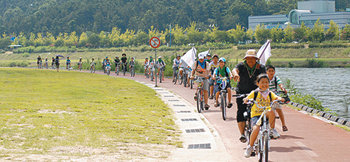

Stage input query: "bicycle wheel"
[
  {"left": 183, "top": 74, "right": 187, "bottom": 87},
  {"left": 245, "top": 118, "right": 252, "bottom": 144},
  {"left": 159, "top": 71, "right": 162, "bottom": 83},
  {"left": 220, "top": 92, "right": 227, "bottom": 120},
  {"left": 258, "top": 132, "right": 269, "bottom": 162},
  {"left": 264, "top": 132, "right": 269, "bottom": 162},
  {"left": 190, "top": 80, "right": 193, "bottom": 89},
  {"left": 200, "top": 90, "right": 204, "bottom": 112},
  {"left": 196, "top": 90, "right": 202, "bottom": 113},
  {"left": 173, "top": 71, "right": 177, "bottom": 84},
  {"left": 179, "top": 72, "right": 183, "bottom": 85}
]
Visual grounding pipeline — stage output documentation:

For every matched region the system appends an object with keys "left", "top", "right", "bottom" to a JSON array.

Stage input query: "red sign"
[{"left": 149, "top": 37, "right": 161, "bottom": 48}]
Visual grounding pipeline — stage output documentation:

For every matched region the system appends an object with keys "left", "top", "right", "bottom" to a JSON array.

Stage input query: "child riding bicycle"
[
  {"left": 209, "top": 54, "right": 219, "bottom": 99},
  {"left": 66, "top": 57, "right": 71, "bottom": 70},
  {"left": 172, "top": 55, "right": 181, "bottom": 82},
  {"left": 243, "top": 74, "right": 284, "bottom": 158},
  {"left": 190, "top": 53, "right": 211, "bottom": 110},
  {"left": 212, "top": 57, "right": 233, "bottom": 108},
  {"left": 266, "top": 65, "right": 289, "bottom": 132}
]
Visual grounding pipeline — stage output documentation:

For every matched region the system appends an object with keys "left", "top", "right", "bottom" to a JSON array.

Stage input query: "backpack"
[
  {"left": 195, "top": 61, "right": 207, "bottom": 69},
  {"left": 216, "top": 66, "right": 229, "bottom": 78},
  {"left": 253, "top": 90, "right": 272, "bottom": 102}
]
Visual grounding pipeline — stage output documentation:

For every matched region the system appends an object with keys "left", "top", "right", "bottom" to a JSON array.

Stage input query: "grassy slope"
[{"left": 0, "top": 68, "right": 180, "bottom": 157}]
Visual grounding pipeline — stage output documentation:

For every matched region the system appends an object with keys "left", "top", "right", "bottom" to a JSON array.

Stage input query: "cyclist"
[
  {"left": 266, "top": 65, "right": 289, "bottom": 132},
  {"left": 209, "top": 54, "right": 220, "bottom": 99},
  {"left": 156, "top": 56, "right": 166, "bottom": 81},
  {"left": 243, "top": 74, "right": 284, "bottom": 158},
  {"left": 213, "top": 57, "right": 233, "bottom": 108},
  {"left": 37, "top": 56, "right": 42, "bottom": 69},
  {"left": 55, "top": 56, "right": 60, "bottom": 72},
  {"left": 190, "top": 53, "right": 211, "bottom": 110},
  {"left": 102, "top": 58, "right": 107, "bottom": 73},
  {"left": 172, "top": 55, "right": 181, "bottom": 82},
  {"left": 129, "top": 57, "right": 135, "bottom": 76},
  {"left": 78, "top": 57, "right": 83, "bottom": 70},
  {"left": 114, "top": 56, "right": 120, "bottom": 73},
  {"left": 149, "top": 56, "right": 155, "bottom": 80},
  {"left": 232, "top": 49, "right": 266, "bottom": 143},
  {"left": 105, "top": 58, "right": 111, "bottom": 72},
  {"left": 206, "top": 53, "right": 212, "bottom": 63},
  {"left": 144, "top": 57, "right": 149, "bottom": 77},
  {"left": 51, "top": 57, "right": 55, "bottom": 69},
  {"left": 90, "top": 58, "right": 96, "bottom": 71},
  {"left": 179, "top": 52, "right": 187, "bottom": 79},
  {"left": 44, "top": 58, "right": 48, "bottom": 69},
  {"left": 66, "top": 57, "right": 71, "bottom": 70},
  {"left": 121, "top": 53, "right": 128, "bottom": 72}
]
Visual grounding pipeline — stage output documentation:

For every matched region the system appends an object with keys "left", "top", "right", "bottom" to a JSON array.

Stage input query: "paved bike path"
[{"left": 91, "top": 71, "right": 350, "bottom": 162}]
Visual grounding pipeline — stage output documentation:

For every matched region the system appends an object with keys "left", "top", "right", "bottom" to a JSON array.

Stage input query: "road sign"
[{"left": 149, "top": 37, "right": 160, "bottom": 48}]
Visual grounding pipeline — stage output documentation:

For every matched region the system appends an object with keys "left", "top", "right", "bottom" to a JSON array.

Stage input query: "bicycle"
[
  {"left": 66, "top": 64, "right": 71, "bottom": 71},
  {"left": 158, "top": 66, "right": 164, "bottom": 83},
  {"left": 194, "top": 77, "right": 206, "bottom": 113},
  {"left": 45, "top": 62, "right": 48, "bottom": 69},
  {"left": 216, "top": 77, "right": 229, "bottom": 120},
  {"left": 144, "top": 65, "right": 149, "bottom": 78},
  {"left": 122, "top": 63, "right": 127, "bottom": 76},
  {"left": 78, "top": 62, "right": 82, "bottom": 71},
  {"left": 249, "top": 100, "right": 279, "bottom": 162},
  {"left": 130, "top": 66, "right": 135, "bottom": 77},
  {"left": 173, "top": 67, "right": 179, "bottom": 84},
  {"left": 106, "top": 65, "right": 111, "bottom": 76},
  {"left": 183, "top": 68, "right": 189, "bottom": 87},
  {"left": 115, "top": 63, "right": 120, "bottom": 75},
  {"left": 90, "top": 64, "right": 95, "bottom": 73}
]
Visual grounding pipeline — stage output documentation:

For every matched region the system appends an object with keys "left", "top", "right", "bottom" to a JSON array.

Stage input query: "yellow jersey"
[{"left": 246, "top": 90, "right": 278, "bottom": 118}]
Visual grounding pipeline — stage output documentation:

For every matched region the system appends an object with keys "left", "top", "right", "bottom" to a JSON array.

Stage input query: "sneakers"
[
  {"left": 239, "top": 135, "right": 247, "bottom": 143},
  {"left": 209, "top": 96, "right": 214, "bottom": 100},
  {"left": 271, "top": 128, "right": 280, "bottom": 139},
  {"left": 244, "top": 145, "right": 253, "bottom": 158},
  {"left": 205, "top": 104, "right": 210, "bottom": 110},
  {"left": 214, "top": 102, "right": 220, "bottom": 107},
  {"left": 227, "top": 103, "right": 233, "bottom": 108}
]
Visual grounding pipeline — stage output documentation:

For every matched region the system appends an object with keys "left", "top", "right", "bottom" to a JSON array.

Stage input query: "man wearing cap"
[
  {"left": 191, "top": 53, "right": 211, "bottom": 110},
  {"left": 232, "top": 49, "right": 266, "bottom": 143}
]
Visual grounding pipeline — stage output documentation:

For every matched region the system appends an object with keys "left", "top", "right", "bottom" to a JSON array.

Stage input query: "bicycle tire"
[
  {"left": 179, "top": 72, "right": 183, "bottom": 85},
  {"left": 190, "top": 80, "right": 193, "bottom": 89},
  {"left": 200, "top": 90, "right": 204, "bottom": 112},
  {"left": 183, "top": 74, "right": 187, "bottom": 87},
  {"left": 221, "top": 92, "right": 227, "bottom": 120},
  {"left": 173, "top": 71, "right": 177, "bottom": 84},
  {"left": 264, "top": 132, "right": 269, "bottom": 162},
  {"left": 196, "top": 90, "right": 202, "bottom": 113}
]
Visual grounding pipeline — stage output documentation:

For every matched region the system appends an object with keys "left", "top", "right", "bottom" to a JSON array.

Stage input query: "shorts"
[
  {"left": 236, "top": 97, "right": 247, "bottom": 122},
  {"left": 196, "top": 77, "right": 209, "bottom": 92},
  {"left": 272, "top": 102, "right": 282, "bottom": 109},
  {"left": 251, "top": 116, "right": 260, "bottom": 127},
  {"left": 209, "top": 79, "right": 215, "bottom": 86},
  {"left": 179, "top": 67, "right": 184, "bottom": 71},
  {"left": 214, "top": 81, "right": 231, "bottom": 93}
]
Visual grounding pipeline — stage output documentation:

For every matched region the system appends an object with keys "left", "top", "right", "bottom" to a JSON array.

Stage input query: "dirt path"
[{"left": 87, "top": 70, "right": 350, "bottom": 162}]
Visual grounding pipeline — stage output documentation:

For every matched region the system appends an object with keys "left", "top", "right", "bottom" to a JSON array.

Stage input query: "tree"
[
  {"left": 87, "top": 33, "right": 101, "bottom": 48},
  {"left": 293, "top": 22, "right": 309, "bottom": 42},
  {"left": 340, "top": 24, "right": 350, "bottom": 40},
  {"left": 309, "top": 19, "right": 325, "bottom": 42},
  {"left": 0, "top": 37, "right": 11, "bottom": 49},
  {"left": 79, "top": 32, "right": 88, "bottom": 47},
  {"left": 325, "top": 20, "right": 339, "bottom": 41},
  {"left": 283, "top": 24, "right": 293, "bottom": 43},
  {"left": 254, "top": 24, "right": 271, "bottom": 43},
  {"left": 270, "top": 27, "right": 284, "bottom": 43}
]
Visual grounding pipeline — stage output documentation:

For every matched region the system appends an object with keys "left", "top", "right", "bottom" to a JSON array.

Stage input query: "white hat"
[
  {"left": 198, "top": 54, "right": 205, "bottom": 59},
  {"left": 244, "top": 49, "right": 258, "bottom": 59}
]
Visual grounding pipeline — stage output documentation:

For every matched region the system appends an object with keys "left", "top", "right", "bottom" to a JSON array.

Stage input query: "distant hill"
[{"left": 0, "top": 0, "right": 348, "bottom": 34}]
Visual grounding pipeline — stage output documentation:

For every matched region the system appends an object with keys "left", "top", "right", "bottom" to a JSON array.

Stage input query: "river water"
[{"left": 276, "top": 68, "right": 350, "bottom": 120}]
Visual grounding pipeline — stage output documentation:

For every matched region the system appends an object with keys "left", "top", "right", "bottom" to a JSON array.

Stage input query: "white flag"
[
  {"left": 181, "top": 47, "right": 197, "bottom": 67},
  {"left": 257, "top": 40, "right": 271, "bottom": 65}
]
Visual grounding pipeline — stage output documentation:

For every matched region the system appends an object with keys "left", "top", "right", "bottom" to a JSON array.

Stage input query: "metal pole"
[
  {"left": 155, "top": 49, "right": 158, "bottom": 87},
  {"left": 169, "top": 24, "right": 172, "bottom": 47}
]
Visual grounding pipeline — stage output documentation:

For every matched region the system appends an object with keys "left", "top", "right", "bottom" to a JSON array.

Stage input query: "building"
[{"left": 248, "top": 0, "right": 350, "bottom": 30}]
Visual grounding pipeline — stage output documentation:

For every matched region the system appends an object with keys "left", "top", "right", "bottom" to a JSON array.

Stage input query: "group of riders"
[
  {"left": 146, "top": 49, "right": 290, "bottom": 159},
  {"left": 37, "top": 48, "right": 290, "bottom": 160}
]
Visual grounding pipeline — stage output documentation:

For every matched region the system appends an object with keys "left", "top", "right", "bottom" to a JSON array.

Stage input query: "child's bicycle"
[
  {"left": 66, "top": 64, "right": 71, "bottom": 71},
  {"left": 183, "top": 68, "right": 190, "bottom": 87},
  {"left": 106, "top": 65, "right": 111, "bottom": 76},
  {"left": 115, "top": 63, "right": 120, "bottom": 75},
  {"left": 248, "top": 100, "right": 279, "bottom": 162},
  {"left": 144, "top": 65, "right": 149, "bottom": 78},
  {"left": 194, "top": 77, "right": 206, "bottom": 113},
  {"left": 216, "top": 77, "right": 229, "bottom": 120},
  {"left": 122, "top": 63, "right": 127, "bottom": 76},
  {"left": 158, "top": 65, "right": 165, "bottom": 83},
  {"left": 173, "top": 67, "right": 179, "bottom": 84},
  {"left": 130, "top": 66, "right": 135, "bottom": 77}
]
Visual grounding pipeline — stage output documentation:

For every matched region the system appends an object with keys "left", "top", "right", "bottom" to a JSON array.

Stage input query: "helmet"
[
  {"left": 206, "top": 53, "right": 211, "bottom": 57},
  {"left": 145, "top": 57, "right": 148, "bottom": 59},
  {"left": 176, "top": 55, "right": 181, "bottom": 57},
  {"left": 158, "top": 56, "right": 162, "bottom": 59},
  {"left": 213, "top": 54, "right": 219, "bottom": 59},
  {"left": 219, "top": 57, "right": 226, "bottom": 63}
]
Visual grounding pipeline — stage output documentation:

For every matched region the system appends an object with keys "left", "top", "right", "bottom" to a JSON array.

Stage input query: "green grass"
[{"left": 0, "top": 68, "right": 180, "bottom": 158}]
